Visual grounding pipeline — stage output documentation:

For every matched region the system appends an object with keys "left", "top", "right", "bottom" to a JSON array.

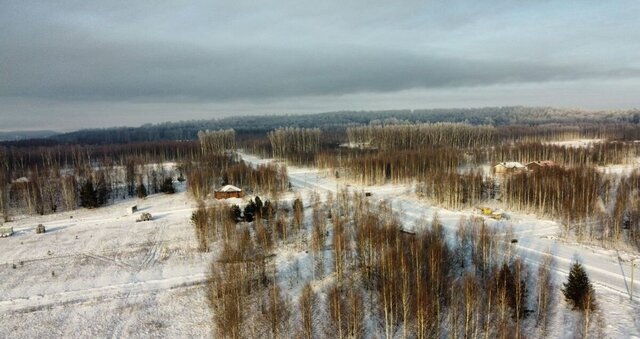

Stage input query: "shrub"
[
  {"left": 80, "top": 179, "right": 98, "bottom": 208},
  {"left": 136, "top": 184, "right": 148, "bottom": 198},
  {"left": 161, "top": 177, "right": 175, "bottom": 194}
]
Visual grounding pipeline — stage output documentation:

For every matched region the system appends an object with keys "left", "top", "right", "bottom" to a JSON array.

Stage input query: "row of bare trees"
[
  {"left": 183, "top": 156, "right": 288, "bottom": 201},
  {"left": 417, "top": 170, "right": 491, "bottom": 209},
  {"left": 4, "top": 161, "right": 176, "bottom": 217},
  {"left": 0, "top": 140, "right": 196, "bottom": 218},
  {"left": 203, "top": 189, "right": 565, "bottom": 338},
  {"left": 1, "top": 141, "right": 198, "bottom": 177},
  {"left": 347, "top": 123, "right": 496, "bottom": 150},
  {"left": 350, "top": 199, "right": 542, "bottom": 339},
  {"left": 268, "top": 127, "right": 321, "bottom": 164},
  {"left": 482, "top": 141, "right": 637, "bottom": 166},
  {"left": 198, "top": 129, "right": 236, "bottom": 156},
  {"left": 604, "top": 170, "right": 640, "bottom": 248},
  {"left": 185, "top": 130, "right": 290, "bottom": 200},
  {"left": 502, "top": 167, "right": 601, "bottom": 227},
  {"left": 496, "top": 123, "right": 640, "bottom": 143},
  {"left": 205, "top": 194, "right": 312, "bottom": 338},
  {"left": 317, "top": 148, "right": 461, "bottom": 185}
]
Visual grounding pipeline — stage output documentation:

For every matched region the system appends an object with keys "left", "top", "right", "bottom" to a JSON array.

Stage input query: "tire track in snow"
[
  {"left": 0, "top": 273, "right": 208, "bottom": 314},
  {"left": 107, "top": 219, "right": 169, "bottom": 339},
  {"left": 84, "top": 253, "right": 135, "bottom": 271}
]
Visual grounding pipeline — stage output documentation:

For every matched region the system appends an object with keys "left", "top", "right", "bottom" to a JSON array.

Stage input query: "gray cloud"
[
  {"left": 1, "top": 0, "right": 639, "bottom": 130},
  {"left": 2, "top": 27, "right": 636, "bottom": 101}
]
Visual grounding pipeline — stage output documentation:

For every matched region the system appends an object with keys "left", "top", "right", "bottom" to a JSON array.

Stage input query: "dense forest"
[{"left": 7, "top": 106, "right": 638, "bottom": 145}]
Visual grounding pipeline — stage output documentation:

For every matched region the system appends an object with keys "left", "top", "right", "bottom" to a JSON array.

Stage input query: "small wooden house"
[
  {"left": 214, "top": 185, "right": 243, "bottom": 199},
  {"left": 526, "top": 160, "right": 557, "bottom": 171},
  {"left": 493, "top": 162, "right": 526, "bottom": 175}
]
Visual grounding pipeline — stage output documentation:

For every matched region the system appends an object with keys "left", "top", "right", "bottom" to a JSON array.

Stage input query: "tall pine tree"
[{"left": 562, "top": 262, "right": 596, "bottom": 311}]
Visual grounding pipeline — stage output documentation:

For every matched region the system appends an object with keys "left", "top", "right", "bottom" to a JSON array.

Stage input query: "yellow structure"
[{"left": 476, "top": 206, "right": 506, "bottom": 220}]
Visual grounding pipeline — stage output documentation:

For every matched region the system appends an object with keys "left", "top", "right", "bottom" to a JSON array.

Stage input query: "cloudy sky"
[{"left": 1, "top": 1, "right": 639, "bottom": 131}]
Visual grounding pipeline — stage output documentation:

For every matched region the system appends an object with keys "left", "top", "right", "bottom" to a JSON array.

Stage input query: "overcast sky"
[{"left": 1, "top": 1, "right": 639, "bottom": 131}]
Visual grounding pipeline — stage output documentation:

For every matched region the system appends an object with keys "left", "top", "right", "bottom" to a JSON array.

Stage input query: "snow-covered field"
[
  {"left": 0, "top": 183, "right": 213, "bottom": 338},
  {"left": 2, "top": 153, "right": 640, "bottom": 338}
]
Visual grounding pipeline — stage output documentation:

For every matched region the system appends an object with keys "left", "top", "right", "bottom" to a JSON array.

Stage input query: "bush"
[
  {"left": 136, "top": 184, "right": 148, "bottom": 198},
  {"left": 562, "top": 262, "right": 596, "bottom": 311},
  {"left": 80, "top": 179, "right": 98, "bottom": 208},
  {"left": 244, "top": 200, "right": 257, "bottom": 222},
  {"left": 230, "top": 204, "right": 242, "bottom": 222},
  {"left": 161, "top": 178, "right": 175, "bottom": 194}
]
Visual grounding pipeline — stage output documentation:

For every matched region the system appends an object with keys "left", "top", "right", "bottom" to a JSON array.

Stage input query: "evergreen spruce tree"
[
  {"left": 562, "top": 262, "right": 596, "bottom": 311},
  {"left": 80, "top": 179, "right": 98, "bottom": 208},
  {"left": 161, "top": 177, "right": 175, "bottom": 194},
  {"left": 230, "top": 204, "right": 242, "bottom": 222},
  {"left": 136, "top": 183, "right": 148, "bottom": 198},
  {"left": 95, "top": 174, "right": 109, "bottom": 206},
  {"left": 254, "top": 196, "right": 263, "bottom": 219},
  {"left": 244, "top": 199, "right": 257, "bottom": 222}
]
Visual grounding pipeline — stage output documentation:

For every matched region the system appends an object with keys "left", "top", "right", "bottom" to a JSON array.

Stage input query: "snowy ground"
[
  {"left": 597, "top": 157, "right": 640, "bottom": 175},
  {"left": 241, "top": 152, "right": 640, "bottom": 338},
  {"left": 0, "top": 183, "right": 214, "bottom": 338},
  {"left": 544, "top": 139, "right": 604, "bottom": 148},
  {"left": 2, "top": 153, "right": 639, "bottom": 338}
]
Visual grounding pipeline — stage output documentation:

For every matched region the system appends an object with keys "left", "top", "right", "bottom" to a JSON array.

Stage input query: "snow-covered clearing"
[
  {"left": 2, "top": 152, "right": 640, "bottom": 338},
  {"left": 545, "top": 139, "right": 604, "bottom": 148},
  {"left": 597, "top": 157, "right": 640, "bottom": 175},
  {"left": 241, "top": 152, "right": 640, "bottom": 338},
  {"left": 0, "top": 183, "right": 213, "bottom": 338}
]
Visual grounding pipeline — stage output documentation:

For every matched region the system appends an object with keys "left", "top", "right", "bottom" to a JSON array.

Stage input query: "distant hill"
[
  {"left": 1, "top": 106, "right": 634, "bottom": 145},
  {"left": 0, "top": 130, "right": 58, "bottom": 141},
  {"left": 49, "top": 106, "right": 640, "bottom": 145}
]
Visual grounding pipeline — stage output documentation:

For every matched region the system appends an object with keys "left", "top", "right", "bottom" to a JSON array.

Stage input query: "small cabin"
[
  {"left": 526, "top": 160, "right": 557, "bottom": 171},
  {"left": 214, "top": 185, "right": 244, "bottom": 199},
  {"left": 493, "top": 162, "right": 526, "bottom": 175}
]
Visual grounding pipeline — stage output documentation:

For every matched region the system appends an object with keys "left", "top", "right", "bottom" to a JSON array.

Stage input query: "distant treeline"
[
  {"left": 0, "top": 141, "right": 199, "bottom": 176},
  {"left": 11, "top": 106, "right": 638, "bottom": 145}
]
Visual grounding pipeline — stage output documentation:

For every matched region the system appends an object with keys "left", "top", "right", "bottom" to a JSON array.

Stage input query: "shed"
[
  {"left": 128, "top": 205, "right": 138, "bottom": 215},
  {"left": 0, "top": 226, "right": 13, "bottom": 238},
  {"left": 11, "top": 177, "right": 30, "bottom": 184},
  {"left": 526, "top": 160, "right": 557, "bottom": 171},
  {"left": 214, "top": 185, "right": 244, "bottom": 199},
  {"left": 493, "top": 162, "right": 526, "bottom": 175}
]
